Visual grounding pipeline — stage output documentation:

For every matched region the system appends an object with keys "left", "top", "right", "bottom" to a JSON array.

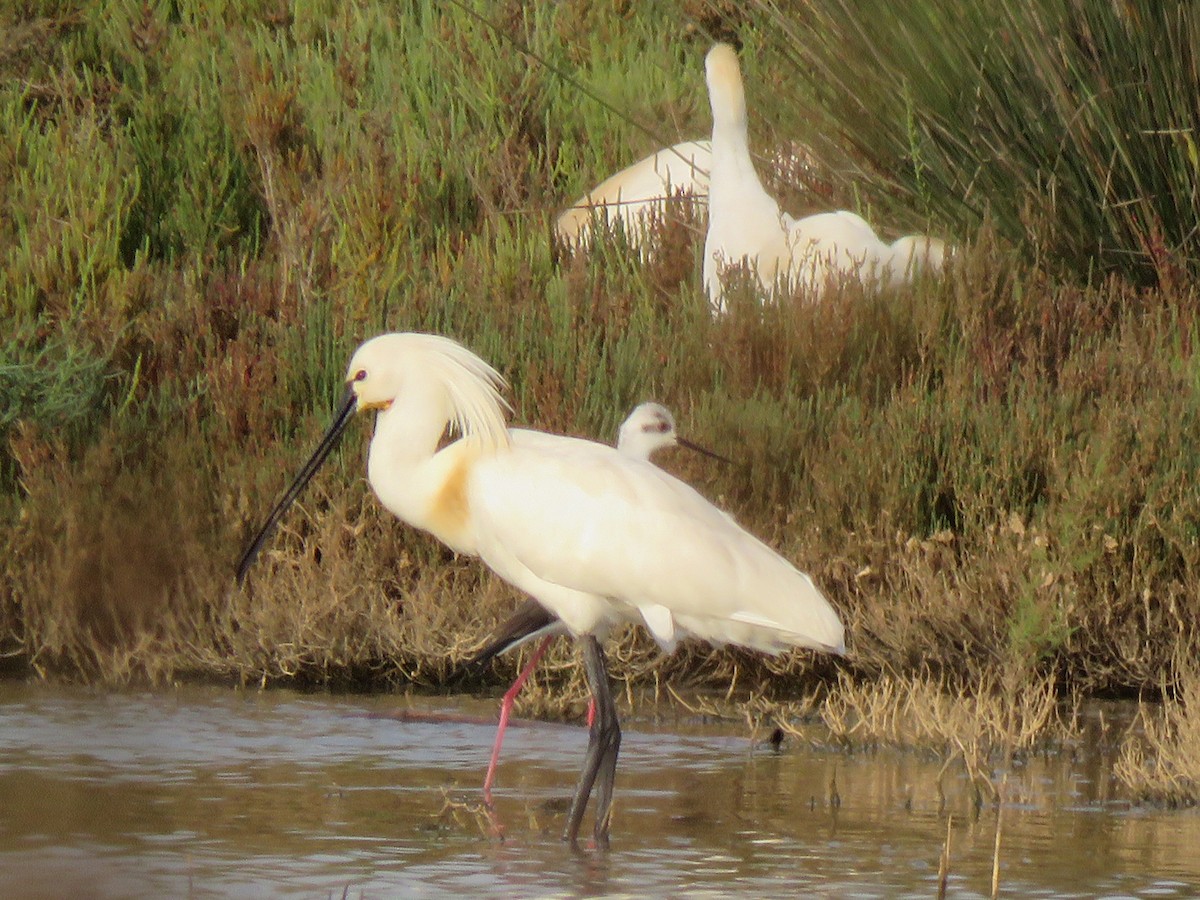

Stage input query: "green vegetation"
[
  {"left": 753, "top": 0, "right": 1200, "bottom": 285},
  {"left": 2, "top": 1, "right": 1200, "bottom": 799}
]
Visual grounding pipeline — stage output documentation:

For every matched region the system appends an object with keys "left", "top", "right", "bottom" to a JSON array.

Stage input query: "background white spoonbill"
[
  {"left": 236, "top": 333, "right": 845, "bottom": 847},
  {"left": 702, "top": 42, "right": 945, "bottom": 312},
  {"left": 476, "top": 401, "right": 733, "bottom": 800}
]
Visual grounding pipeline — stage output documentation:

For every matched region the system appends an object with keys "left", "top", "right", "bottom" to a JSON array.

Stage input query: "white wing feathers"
[{"left": 470, "top": 436, "right": 844, "bottom": 656}]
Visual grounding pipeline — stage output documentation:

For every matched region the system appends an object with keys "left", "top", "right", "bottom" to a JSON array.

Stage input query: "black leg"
[
  {"left": 589, "top": 639, "right": 621, "bottom": 847},
  {"left": 563, "top": 634, "right": 621, "bottom": 848}
]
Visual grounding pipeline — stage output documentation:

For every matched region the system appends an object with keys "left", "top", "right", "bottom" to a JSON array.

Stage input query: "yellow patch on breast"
[{"left": 426, "top": 446, "right": 477, "bottom": 544}]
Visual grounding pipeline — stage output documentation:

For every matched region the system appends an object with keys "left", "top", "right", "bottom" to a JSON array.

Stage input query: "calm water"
[{"left": 1, "top": 681, "right": 1197, "bottom": 898}]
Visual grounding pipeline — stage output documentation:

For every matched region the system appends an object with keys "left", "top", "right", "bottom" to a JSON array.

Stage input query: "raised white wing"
[{"left": 557, "top": 140, "right": 711, "bottom": 248}]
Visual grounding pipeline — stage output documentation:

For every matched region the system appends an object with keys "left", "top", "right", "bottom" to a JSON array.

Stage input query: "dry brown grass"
[
  {"left": 809, "top": 667, "right": 1070, "bottom": 804},
  {"left": 1115, "top": 662, "right": 1200, "bottom": 806}
]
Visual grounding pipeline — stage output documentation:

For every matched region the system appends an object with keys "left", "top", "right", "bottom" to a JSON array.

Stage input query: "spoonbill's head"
[
  {"left": 617, "top": 402, "right": 732, "bottom": 464},
  {"left": 236, "top": 332, "right": 509, "bottom": 583},
  {"left": 705, "top": 43, "right": 746, "bottom": 130},
  {"left": 344, "top": 336, "right": 405, "bottom": 412},
  {"left": 344, "top": 333, "right": 509, "bottom": 434}
]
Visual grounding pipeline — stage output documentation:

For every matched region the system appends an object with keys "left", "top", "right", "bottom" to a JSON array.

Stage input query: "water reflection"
[{"left": 0, "top": 681, "right": 1197, "bottom": 898}]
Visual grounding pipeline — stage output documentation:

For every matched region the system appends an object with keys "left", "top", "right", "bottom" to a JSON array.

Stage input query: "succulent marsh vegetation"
[{"left": 2, "top": 0, "right": 1199, "bottom": 803}]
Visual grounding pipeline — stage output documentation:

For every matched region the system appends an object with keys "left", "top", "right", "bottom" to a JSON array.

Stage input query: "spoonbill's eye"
[{"left": 353, "top": 369, "right": 368, "bottom": 382}]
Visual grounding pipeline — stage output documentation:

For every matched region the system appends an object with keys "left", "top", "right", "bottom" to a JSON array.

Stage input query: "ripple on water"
[{"left": 1, "top": 682, "right": 1200, "bottom": 898}]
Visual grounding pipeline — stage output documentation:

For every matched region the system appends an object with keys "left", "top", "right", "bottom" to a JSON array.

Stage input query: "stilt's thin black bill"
[
  {"left": 677, "top": 436, "right": 733, "bottom": 466},
  {"left": 236, "top": 387, "right": 357, "bottom": 584}
]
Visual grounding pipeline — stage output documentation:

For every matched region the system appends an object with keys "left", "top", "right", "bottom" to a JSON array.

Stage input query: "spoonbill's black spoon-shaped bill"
[
  {"left": 236, "top": 386, "right": 357, "bottom": 585},
  {"left": 236, "top": 333, "right": 845, "bottom": 847}
]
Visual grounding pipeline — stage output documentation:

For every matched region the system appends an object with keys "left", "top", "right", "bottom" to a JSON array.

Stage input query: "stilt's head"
[
  {"left": 617, "top": 402, "right": 731, "bottom": 464},
  {"left": 617, "top": 402, "right": 678, "bottom": 459},
  {"left": 705, "top": 43, "right": 747, "bottom": 132}
]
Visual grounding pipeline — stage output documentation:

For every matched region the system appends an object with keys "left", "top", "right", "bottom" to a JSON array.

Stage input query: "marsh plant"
[{"left": 751, "top": 0, "right": 1200, "bottom": 285}]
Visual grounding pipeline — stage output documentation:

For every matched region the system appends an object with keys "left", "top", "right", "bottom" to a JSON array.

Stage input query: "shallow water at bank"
[{"left": 0, "top": 681, "right": 1197, "bottom": 898}]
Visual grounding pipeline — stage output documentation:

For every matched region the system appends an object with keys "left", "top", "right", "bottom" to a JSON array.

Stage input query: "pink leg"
[
  {"left": 483, "top": 635, "right": 554, "bottom": 803},
  {"left": 586, "top": 698, "right": 596, "bottom": 728}
]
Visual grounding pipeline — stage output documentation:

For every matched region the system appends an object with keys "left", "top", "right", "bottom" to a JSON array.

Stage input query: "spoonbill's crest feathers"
[{"left": 349, "top": 333, "right": 512, "bottom": 452}]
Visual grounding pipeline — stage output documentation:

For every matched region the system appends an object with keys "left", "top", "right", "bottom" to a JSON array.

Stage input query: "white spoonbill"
[
  {"left": 702, "top": 43, "right": 945, "bottom": 312},
  {"left": 237, "top": 333, "right": 845, "bottom": 847},
  {"left": 476, "top": 402, "right": 732, "bottom": 800}
]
